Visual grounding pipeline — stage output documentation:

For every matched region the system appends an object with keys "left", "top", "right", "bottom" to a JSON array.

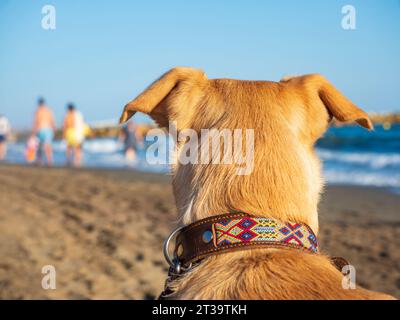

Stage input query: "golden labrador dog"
[{"left": 120, "top": 67, "right": 394, "bottom": 299}]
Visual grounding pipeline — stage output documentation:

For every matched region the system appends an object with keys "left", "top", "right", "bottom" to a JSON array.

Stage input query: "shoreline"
[
  {"left": 1, "top": 162, "right": 399, "bottom": 194},
  {"left": 0, "top": 164, "right": 399, "bottom": 299}
]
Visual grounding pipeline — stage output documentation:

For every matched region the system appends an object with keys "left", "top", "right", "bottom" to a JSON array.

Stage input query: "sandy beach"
[{"left": 0, "top": 164, "right": 399, "bottom": 299}]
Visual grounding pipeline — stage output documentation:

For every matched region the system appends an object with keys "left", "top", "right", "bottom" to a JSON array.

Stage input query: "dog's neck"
[
  {"left": 173, "top": 130, "right": 323, "bottom": 235},
  {"left": 180, "top": 197, "right": 319, "bottom": 235},
  {"left": 174, "top": 159, "right": 321, "bottom": 235},
  {"left": 179, "top": 180, "right": 318, "bottom": 234}
]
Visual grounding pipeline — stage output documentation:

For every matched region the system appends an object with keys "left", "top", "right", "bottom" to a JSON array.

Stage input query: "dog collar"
[{"left": 163, "top": 212, "right": 318, "bottom": 272}]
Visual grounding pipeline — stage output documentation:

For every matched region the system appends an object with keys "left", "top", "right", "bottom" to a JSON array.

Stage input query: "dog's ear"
[
  {"left": 120, "top": 67, "right": 207, "bottom": 128},
  {"left": 299, "top": 74, "right": 373, "bottom": 130}
]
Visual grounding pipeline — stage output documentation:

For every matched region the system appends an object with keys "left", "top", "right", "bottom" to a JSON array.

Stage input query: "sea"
[{"left": 4, "top": 124, "right": 400, "bottom": 193}]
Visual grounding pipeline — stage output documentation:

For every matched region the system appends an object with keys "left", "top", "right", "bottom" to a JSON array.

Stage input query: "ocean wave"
[
  {"left": 324, "top": 170, "right": 400, "bottom": 189},
  {"left": 4, "top": 136, "right": 400, "bottom": 192},
  {"left": 317, "top": 149, "right": 400, "bottom": 169},
  {"left": 83, "top": 139, "right": 123, "bottom": 154}
]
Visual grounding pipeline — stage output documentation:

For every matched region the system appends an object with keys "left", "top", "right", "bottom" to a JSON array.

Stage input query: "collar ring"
[{"left": 163, "top": 226, "right": 184, "bottom": 272}]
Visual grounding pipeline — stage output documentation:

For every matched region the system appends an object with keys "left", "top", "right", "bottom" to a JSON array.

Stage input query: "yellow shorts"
[{"left": 66, "top": 129, "right": 84, "bottom": 147}]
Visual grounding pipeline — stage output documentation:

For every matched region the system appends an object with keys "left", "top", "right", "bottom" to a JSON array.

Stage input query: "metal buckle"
[{"left": 163, "top": 226, "right": 184, "bottom": 273}]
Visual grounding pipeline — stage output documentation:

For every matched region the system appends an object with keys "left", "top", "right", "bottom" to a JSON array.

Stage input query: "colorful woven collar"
[
  {"left": 214, "top": 216, "right": 318, "bottom": 252},
  {"left": 164, "top": 213, "right": 318, "bottom": 272}
]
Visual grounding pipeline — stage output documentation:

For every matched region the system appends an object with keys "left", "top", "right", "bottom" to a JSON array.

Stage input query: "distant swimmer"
[
  {"left": 63, "top": 103, "right": 87, "bottom": 167},
  {"left": 0, "top": 114, "right": 11, "bottom": 161},
  {"left": 33, "top": 98, "right": 56, "bottom": 166},
  {"left": 119, "top": 120, "right": 141, "bottom": 163}
]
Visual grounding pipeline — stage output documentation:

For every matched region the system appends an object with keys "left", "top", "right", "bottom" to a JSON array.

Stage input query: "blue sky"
[{"left": 0, "top": 0, "right": 399, "bottom": 128}]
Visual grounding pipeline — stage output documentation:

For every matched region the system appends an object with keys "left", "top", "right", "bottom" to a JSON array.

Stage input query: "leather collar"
[
  {"left": 164, "top": 212, "right": 319, "bottom": 271},
  {"left": 160, "top": 213, "right": 352, "bottom": 299}
]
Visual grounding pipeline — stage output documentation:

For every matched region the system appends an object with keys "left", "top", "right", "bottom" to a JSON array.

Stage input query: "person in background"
[
  {"left": 63, "top": 103, "right": 86, "bottom": 167},
  {"left": 119, "top": 120, "right": 141, "bottom": 163},
  {"left": 0, "top": 114, "right": 11, "bottom": 161},
  {"left": 33, "top": 98, "right": 56, "bottom": 166},
  {"left": 25, "top": 135, "right": 39, "bottom": 164}
]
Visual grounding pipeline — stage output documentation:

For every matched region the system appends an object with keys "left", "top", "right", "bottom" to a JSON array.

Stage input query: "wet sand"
[{"left": 0, "top": 164, "right": 399, "bottom": 299}]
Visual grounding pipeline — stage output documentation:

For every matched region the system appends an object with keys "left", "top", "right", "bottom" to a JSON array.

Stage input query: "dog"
[{"left": 120, "top": 67, "right": 394, "bottom": 299}]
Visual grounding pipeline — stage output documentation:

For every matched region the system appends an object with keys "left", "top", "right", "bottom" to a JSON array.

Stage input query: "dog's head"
[{"left": 120, "top": 67, "right": 372, "bottom": 232}]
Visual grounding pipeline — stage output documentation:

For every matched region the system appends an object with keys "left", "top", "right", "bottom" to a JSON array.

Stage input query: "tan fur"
[{"left": 120, "top": 67, "right": 394, "bottom": 299}]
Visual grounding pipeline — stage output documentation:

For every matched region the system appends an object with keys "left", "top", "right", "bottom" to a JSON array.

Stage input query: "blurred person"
[
  {"left": 119, "top": 120, "right": 141, "bottom": 162},
  {"left": 63, "top": 103, "right": 86, "bottom": 167},
  {"left": 24, "top": 135, "right": 39, "bottom": 163},
  {"left": 33, "top": 98, "right": 56, "bottom": 166},
  {"left": 0, "top": 114, "right": 11, "bottom": 160}
]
